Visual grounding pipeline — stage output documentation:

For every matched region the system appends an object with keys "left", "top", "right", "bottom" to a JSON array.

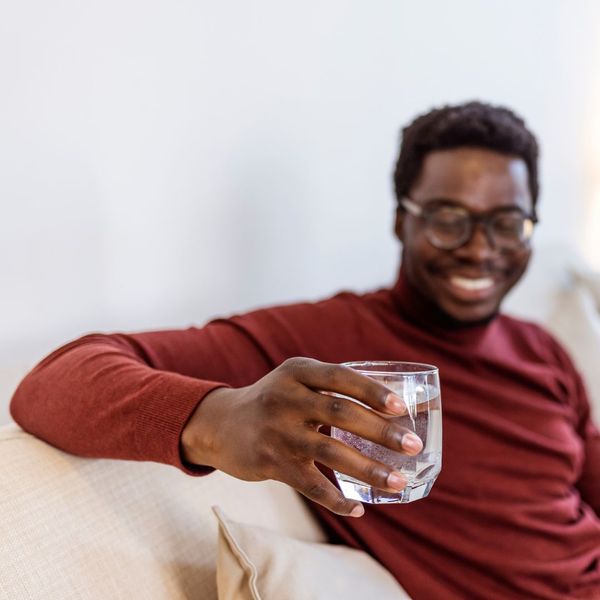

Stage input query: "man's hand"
[{"left": 181, "top": 357, "right": 422, "bottom": 517}]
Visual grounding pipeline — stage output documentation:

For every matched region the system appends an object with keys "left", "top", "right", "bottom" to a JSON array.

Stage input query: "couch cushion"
[
  {"left": 213, "top": 506, "right": 410, "bottom": 600},
  {"left": 0, "top": 425, "right": 324, "bottom": 600}
]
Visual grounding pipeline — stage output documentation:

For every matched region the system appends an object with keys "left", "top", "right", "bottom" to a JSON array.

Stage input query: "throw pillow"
[{"left": 212, "top": 506, "right": 411, "bottom": 600}]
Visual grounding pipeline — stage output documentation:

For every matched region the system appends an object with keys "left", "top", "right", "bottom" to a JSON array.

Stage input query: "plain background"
[{"left": 1, "top": 1, "right": 600, "bottom": 424}]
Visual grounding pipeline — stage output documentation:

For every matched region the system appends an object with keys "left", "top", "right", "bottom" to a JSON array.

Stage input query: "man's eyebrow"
[
  {"left": 419, "top": 197, "right": 468, "bottom": 208},
  {"left": 420, "top": 197, "right": 526, "bottom": 211}
]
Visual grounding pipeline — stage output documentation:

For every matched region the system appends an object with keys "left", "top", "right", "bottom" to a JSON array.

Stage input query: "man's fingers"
[
  {"left": 299, "top": 432, "right": 409, "bottom": 494},
  {"left": 280, "top": 357, "right": 405, "bottom": 415},
  {"left": 305, "top": 389, "right": 423, "bottom": 455},
  {"left": 291, "top": 466, "right": 365, "bottom": 517}
]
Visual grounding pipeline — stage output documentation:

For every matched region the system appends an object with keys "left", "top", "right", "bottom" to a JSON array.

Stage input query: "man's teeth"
[{"left": 449, "top": 276, "right": 494, "bottom": 291}]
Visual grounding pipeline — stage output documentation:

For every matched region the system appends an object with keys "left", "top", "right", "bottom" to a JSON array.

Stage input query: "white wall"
[{"left": 2, "top": 0, "right": 600, "bottom": 424}]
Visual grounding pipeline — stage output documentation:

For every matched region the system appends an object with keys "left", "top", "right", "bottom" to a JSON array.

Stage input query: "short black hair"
[{"left": 393, "top": 101, "right": 540, "bottom": 207}]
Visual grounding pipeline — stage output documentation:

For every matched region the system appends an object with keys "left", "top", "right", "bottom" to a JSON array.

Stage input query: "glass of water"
[{"left": 331, "top": 361, "right": 442, "bottom": 504}]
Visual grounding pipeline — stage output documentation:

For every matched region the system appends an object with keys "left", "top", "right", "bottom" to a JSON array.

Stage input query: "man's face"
[{"left": 395, "top": 147, "right": 534, "bottom": 323}]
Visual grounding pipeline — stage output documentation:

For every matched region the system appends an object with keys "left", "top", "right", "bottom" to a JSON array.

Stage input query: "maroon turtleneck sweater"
[{"left": 10, "top": 272, "right": 600, "bottom": 599}]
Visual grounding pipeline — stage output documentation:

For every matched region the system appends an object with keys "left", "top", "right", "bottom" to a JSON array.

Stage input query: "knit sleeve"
[
  {"left": 543, "top": 330, "right": 600, "bottom": 516},
  {"left": 572, "top": 371, "right": 600, "bottom": 516},
  {"left": 9, "top": 319, "right": 275, "bottom": 475}
]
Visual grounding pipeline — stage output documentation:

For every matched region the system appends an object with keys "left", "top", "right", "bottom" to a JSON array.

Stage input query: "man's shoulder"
[
  {"left": 206, "top": 286, "right": 394, "bottom": 361},
  {"left": 496, "top": 312, "right": 570, "bottom": 365},
  {"left": 227, "top": 286, "right": 392, "bottom": 328},
  {"left": 497, "top": 312, "right": 556, "bottom": 342}
]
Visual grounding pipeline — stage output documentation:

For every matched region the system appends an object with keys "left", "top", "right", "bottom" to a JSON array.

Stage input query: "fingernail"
[
  {"left": 385, "top": 393, "right": 406, "bottom": 414},
  {"left": 402, "top": 433, "right": 423, "bottom": 454},
  {"left": 349, "top": 504, "right": 365, "bottom": 518},
  {"left": 387, "top": 471, "right": 407, "bottom": 490}
]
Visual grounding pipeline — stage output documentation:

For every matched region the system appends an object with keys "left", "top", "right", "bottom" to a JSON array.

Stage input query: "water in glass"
[{"left": 331, "top": 362, "right": 442, "bottom": 504}]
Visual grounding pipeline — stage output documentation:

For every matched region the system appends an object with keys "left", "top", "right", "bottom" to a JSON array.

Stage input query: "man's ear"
[{"left": 394, "top": 208, "right": 405, "bottom": 242}]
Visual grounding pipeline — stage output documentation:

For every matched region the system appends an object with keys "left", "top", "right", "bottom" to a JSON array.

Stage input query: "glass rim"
[{"left": 342, "top": 360, "right": 438, "bottom": 376}]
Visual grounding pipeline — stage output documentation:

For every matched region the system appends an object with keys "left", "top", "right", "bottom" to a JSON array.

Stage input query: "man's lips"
[
  {"left": 437, "top": 273, "right": 501, "bottom": 303},
  {"left": 449, "top": 275, "right": 494, "bottom": 291}
]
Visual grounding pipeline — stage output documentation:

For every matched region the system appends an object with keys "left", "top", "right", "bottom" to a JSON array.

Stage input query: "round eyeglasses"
[{"left": 400, "top": 197, "right": 538, "bottom": 252}]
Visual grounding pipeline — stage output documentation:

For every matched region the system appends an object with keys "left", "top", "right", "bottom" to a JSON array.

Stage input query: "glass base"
[{"left": 336, "top": 476, "right": 436, "bottom": 504}]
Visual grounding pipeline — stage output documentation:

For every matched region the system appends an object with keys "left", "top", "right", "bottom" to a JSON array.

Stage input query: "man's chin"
[{"left": 437, "top": 299, "right": 500, "bottom": 324}]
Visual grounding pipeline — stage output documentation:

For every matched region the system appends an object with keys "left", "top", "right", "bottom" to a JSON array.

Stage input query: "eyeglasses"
[{"left": 400, "top": 197, "right": 538, "bottom": 252}]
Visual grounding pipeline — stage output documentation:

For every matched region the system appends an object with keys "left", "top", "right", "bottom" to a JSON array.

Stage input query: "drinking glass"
[{"left": 330, "top": 361, "right": 442, "bottom": 504}]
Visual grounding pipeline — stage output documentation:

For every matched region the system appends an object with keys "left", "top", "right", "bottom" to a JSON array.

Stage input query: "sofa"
[{"left": 1, "top": 253, "right": 599, "bottom": 600}]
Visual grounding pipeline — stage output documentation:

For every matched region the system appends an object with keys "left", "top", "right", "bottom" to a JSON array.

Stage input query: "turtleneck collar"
[{"left": 390, "top": 265, "right": 498, "bottom": 341}]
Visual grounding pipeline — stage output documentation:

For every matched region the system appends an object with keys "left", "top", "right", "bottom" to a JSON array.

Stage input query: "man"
[{"left": 11, "top": 102, "right": 600, "bottom": 599}]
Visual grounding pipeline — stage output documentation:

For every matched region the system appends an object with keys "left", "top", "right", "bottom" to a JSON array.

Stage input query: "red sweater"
[{"left": 10, "top": 272, "right": 600, "bottom": 599}]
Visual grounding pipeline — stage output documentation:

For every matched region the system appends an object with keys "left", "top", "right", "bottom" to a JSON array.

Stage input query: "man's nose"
[{"left": 455, "top": 222, "right": 496, "bottom": 261}]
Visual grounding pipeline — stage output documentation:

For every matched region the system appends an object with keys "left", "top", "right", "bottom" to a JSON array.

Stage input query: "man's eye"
[
  {"left": 430, "top": 211, "right": 466, "bottom": 229},
  {"left": 494, "top": 216, "right": 523, "bottom": 236}
]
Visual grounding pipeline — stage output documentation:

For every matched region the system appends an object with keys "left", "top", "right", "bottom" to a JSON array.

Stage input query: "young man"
[{"left": 11, "top": 102, "right": 600, "bottom": 599}]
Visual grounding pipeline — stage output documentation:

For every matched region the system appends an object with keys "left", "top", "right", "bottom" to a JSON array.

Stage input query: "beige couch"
[
  {"left": 1, "top": 262, "right": 599, "bottom": 600},
  {"left": 0, "top": 424, "right": 322, "bottom": 599},
  {"left": 0, "top": 426, "right": 408, "bottom": 600}
]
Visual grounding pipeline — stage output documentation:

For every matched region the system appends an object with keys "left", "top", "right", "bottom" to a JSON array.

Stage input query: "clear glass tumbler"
[{"left": 331, "top": 361, "right": 442, "bottom": 504}]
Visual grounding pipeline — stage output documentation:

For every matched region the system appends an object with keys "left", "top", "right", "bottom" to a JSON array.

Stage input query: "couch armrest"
[{"left": 0, "top": 424, "right": 324, "bottom": 599}]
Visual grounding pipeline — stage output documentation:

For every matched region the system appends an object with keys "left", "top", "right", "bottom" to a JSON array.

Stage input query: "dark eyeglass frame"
[{"left": 400, "top": 196, "right": 539, "bottom": 252}]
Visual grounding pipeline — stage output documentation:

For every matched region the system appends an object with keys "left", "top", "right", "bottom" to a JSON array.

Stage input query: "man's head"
[{"left": 393, "top": 101, "right": 540, "bottom": 323}]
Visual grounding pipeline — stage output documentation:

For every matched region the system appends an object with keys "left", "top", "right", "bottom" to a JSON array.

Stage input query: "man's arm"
[
  {"left": 536, "top": 325, "right": 600, "bottom": 515},
  {"left": 10, "top": 309, "right": 422, "bottom": 516},
  {"left": 9, "top": 323, "right": 273, "bottom": 473},
  {"left": 573, "top": 373, "right": 600, "bottom": 515},
  {"left": 577, "top": 420, "right": 600, "bottom": 516}
]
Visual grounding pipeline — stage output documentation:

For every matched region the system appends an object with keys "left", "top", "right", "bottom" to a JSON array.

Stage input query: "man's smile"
[
  {"left": 444, "top": 274, "right": 499, "bottom": 303},
  {"left": 449, "top": 275, "right": 495, "bottom": 291}
]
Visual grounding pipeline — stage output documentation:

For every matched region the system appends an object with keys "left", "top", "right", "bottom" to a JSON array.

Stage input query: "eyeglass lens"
[{"left": 426, "top": 206, "right": 531, "bottom": 251}]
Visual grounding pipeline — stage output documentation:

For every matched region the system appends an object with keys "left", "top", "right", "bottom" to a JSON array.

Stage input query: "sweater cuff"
[{"left": 134, "top": 374, "right": 229, "bottom": 476}]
